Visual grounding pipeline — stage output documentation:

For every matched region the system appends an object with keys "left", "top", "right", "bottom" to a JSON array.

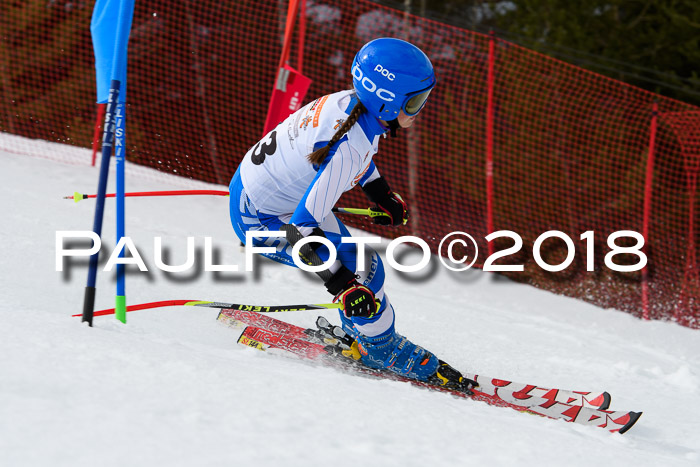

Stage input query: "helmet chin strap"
[{"left": 387, "top": 118, "right": 400, "bottom": 137}]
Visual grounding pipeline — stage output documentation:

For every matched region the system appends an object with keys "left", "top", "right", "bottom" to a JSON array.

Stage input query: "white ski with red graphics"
[
  {"left": 218, "top": 308, "right": 609, "bottom": 408},
  {"left": 466, "top": 375, "right": 611, "bottom": 410},
  {"left": 217, "top": 308, "right": 641, "bottom": 433}
]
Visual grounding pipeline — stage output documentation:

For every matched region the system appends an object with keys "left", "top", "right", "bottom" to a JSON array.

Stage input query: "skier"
[{"left": 229, "top": 37, "right": 477, "bottom": 393}]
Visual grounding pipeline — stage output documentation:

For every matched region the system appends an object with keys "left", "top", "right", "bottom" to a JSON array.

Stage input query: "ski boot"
[
  {"left": 315, "top": 316, "right": 435, "bottom": 378},
  {"left": 315, "top": 317, "right": 478, "bottom": 394},
  {"left": 356, "top": 332, "right": 440, "bottom": 381},
  {"left": 332, "top": 318, "right": 442, "bottom": 382}
]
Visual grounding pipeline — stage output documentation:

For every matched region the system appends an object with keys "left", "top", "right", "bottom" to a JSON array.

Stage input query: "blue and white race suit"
[{"left": 229, "top": 90, "right": 394, "bottom": 338}]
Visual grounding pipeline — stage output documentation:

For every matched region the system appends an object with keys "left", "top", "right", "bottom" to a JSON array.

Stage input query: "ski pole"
[
  {"left": 65, "top": 191, "right": 386, "bottom": 219},
  {"left": 63, "top": 190, "right": 389, "bottom": 225},
  {"left": 71, "top": 299, "right": 341, "bottom": 318},
  {"left": 66, "top": 190, "right": 389, "bottom": 222}
]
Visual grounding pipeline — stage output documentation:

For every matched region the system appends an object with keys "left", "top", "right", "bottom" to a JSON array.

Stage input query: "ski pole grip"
[{"left": 332, "top": 206, "right": 391, "bottom": 221}]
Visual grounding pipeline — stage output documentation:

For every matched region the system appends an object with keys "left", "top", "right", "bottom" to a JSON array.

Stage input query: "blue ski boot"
[
  {"left": 323, "top": 317, "right": 478, "bottom": 393},
  {"left": 354, "top": 333, "right": 479, "bottom": 394},
  {"left": 314, "top": 316, "right": 436, "bottom": 379},
  {"left": 352, "top": 330, "right": 440, "bottom": 381}
]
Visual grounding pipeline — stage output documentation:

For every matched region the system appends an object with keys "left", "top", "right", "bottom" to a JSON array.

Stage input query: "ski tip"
[
  {"left": 618, "top": 411, "right": 642, "bottom": 434},
  {"left": 599, "top": 391, "right": 612, "bottom": 411}
]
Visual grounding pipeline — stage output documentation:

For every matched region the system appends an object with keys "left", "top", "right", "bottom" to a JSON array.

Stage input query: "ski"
[
  {"left": 218, "top": 309, "right": 641, "bottom": 433},
  {"left": 233, "top": 322, "right": 640, "bottom": 434},
  {"left": 217, "top": 308, "right": 611, "bottom": 410},
  {"left": 466, "top": 375, "right": 611, "bottom": 410}
]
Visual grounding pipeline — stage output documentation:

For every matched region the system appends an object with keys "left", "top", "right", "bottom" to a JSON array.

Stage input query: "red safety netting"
[{"left": 1, "top": 0, "right": 698, "bottom": 326}]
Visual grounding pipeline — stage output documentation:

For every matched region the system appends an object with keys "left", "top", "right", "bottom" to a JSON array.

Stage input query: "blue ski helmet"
[{"left": 351, "top": 38, "right": 436, "bottom": 121}]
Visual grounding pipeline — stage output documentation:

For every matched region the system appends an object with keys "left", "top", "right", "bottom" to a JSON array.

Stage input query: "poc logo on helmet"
[
  {"left": 373, "top": 64, "right": 395, "bottom": 81},
  {"left": 352, "top": 64, "right": 395, "bottom": 102}
]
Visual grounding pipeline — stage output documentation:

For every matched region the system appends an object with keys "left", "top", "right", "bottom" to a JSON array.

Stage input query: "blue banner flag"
[{"left": 91, "top": 0, "right": 135, "bottom": 103}]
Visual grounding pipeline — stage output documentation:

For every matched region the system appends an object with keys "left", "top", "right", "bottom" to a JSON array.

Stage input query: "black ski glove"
[
  {"left": 324, "top": 266, "right": 378, "bottom": 319},
  {"left": 362, "top": 177, "right": 408, "bottom": 226}
]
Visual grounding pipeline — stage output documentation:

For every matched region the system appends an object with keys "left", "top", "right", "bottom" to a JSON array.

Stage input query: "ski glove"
[
  {"left": 362, "top": 177, "right": 408, "bottom": 226},
  {"left": 324, "top": 266, "right": 379, "bottom": 319},
  {"left": 335, "top": 283, "right": 378, "bottom": 319}
]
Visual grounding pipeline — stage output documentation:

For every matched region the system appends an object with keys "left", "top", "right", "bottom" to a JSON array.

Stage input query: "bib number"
[{"left": 250, "top": 131, "right": 278, "bottom": 165}]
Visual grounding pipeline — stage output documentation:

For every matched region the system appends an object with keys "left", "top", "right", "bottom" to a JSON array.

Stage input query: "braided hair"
[{"left": 307, "top": 99, "right": 367, "bottom": 165}]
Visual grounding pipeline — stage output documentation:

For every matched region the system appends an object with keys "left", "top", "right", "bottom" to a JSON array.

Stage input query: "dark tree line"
[{"left": 373, "top": 0, "right": 700, "bottom": 106}]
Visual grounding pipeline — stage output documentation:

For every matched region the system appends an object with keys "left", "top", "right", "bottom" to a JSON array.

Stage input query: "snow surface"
[{"left": 1, "top": 139, "right": 699, "bottom": 467}]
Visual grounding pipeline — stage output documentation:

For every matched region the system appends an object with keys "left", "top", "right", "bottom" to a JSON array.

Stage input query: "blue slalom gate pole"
[
  {"left": 114, "top": 102, "right": 126, "bottom": 323},
  {"left": 82, "top": 81, "right": 120, "bottom": 326},
  {"left": 88, "top": 0, "right": 134, "bottom": 325},
  {"left": 111, "top": 0, "right": 133, "bottom": 324}
]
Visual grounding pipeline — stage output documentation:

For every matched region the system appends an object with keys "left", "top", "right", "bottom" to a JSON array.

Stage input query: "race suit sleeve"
[{"left": 358, "top": 160, "right": 380, "bottom": 187}]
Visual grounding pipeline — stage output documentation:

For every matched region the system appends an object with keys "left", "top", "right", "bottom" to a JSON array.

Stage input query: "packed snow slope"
[{"left": 1, "top": 140, "right": 699, "bottom": 467}]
